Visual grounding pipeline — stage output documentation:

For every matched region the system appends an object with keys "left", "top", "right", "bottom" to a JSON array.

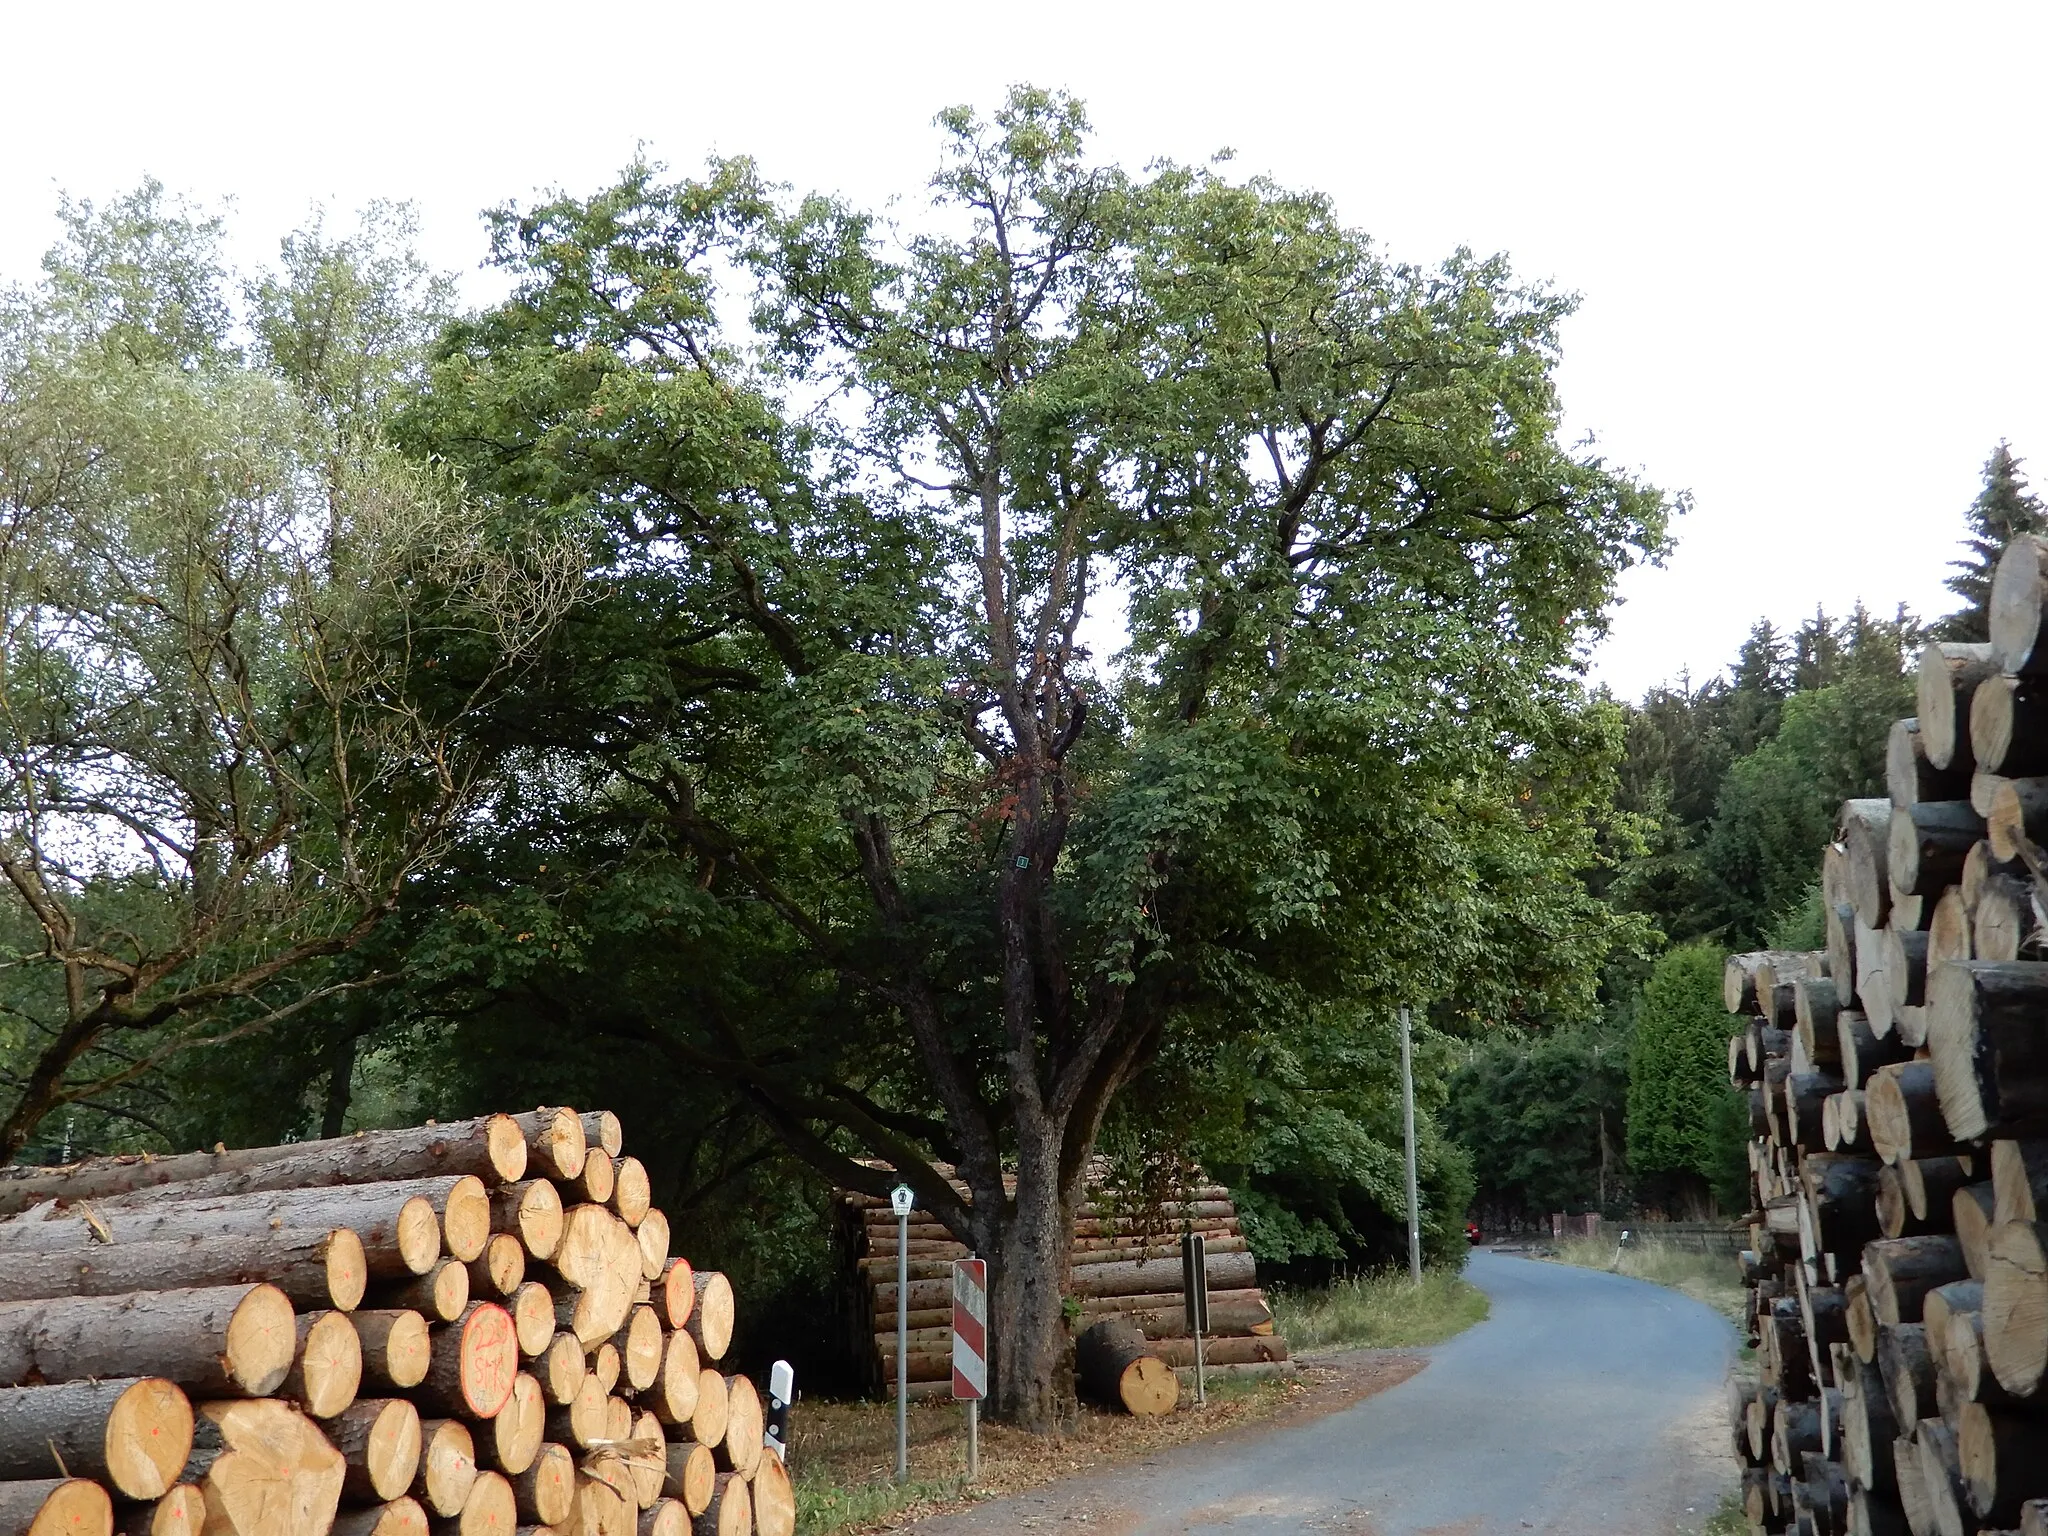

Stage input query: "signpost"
[
  {"left": 891, "top": 1183, "right": 914, "bottom": 1483},
  {"left": 951, "top": 1257, "right": 987, "bottom": 1482},
  {"left": 1181, "top": 1231, "right": 1209, "bottom": 1405},
  {"left": 1400, "top": 1006, "right": 1422, "bottom": 1285}
]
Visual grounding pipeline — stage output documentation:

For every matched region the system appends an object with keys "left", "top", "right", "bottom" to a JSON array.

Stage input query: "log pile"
[
  {"left": 0, "top": 1109, "right": 795, "bottom": 1536},
  {"left": 835, "top": 1169, "right": 1292, "bottom": 1403},
  {"left": 1726, "top": 534, "right": 2048, "bottom": 1536}
]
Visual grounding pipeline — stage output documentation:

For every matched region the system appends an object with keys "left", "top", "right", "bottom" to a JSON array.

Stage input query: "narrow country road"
[{"left": 908, "top": 1248, "right": 1738, "bottom": 1535}]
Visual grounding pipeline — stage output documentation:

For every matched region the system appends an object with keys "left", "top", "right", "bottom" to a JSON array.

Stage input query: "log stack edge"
[
  {"left": 1726, "top": 530, "right": 2048, "bottom": 1536},
  {"left": 0, "top": 1107, "right": 793, "bottom": 1536}
]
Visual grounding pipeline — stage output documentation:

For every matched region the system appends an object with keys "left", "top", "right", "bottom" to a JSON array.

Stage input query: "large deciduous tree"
[{"left": 407, "top": 89, "right": 1670, "bottom": 1427}]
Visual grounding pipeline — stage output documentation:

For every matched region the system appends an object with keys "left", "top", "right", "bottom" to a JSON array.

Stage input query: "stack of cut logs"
[
  {"left": 1726, "top": 534, "right": 2048, "bottom": 1536},
  {"left": 0, "top": 1108, "right": 793, "bottom": 1536},
  {"left": 836, "top": 1169, "right": 1291, "bottom": 1408}
]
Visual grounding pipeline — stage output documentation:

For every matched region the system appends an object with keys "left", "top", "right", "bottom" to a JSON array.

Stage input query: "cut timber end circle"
[
  {"left": 485, "top": 1373, "right": 543, "bottom": 1477},
  {"left": 751, "top": 1452, "right": 795, "bottom": 1536},
  {"left": 553, "top": 1205, "right": 639, "bottom": 1344},
  {"left": 395, "top": 1197, "right": 442, "bottom": 1277},
  {"left": 482, "top": 1115, "right": 529, "bottom": 1184},
  {"left": 688, "top": 1273, "right": 734, "bottom": 1362},
  {"left": 663, "top": 1442, "right": 715, "bottom": 1517},
  {"left": 1075, "top": 1318, "right": 1180, "bottom": 1416},
  {"left": 629, "top": 1410, "right": 667, "bottom": 1508},
  {"left": 0, "top": 1478, "right": 112, "bottom": 1536},
  {"left": 474, "top": 1234, "right": 525, "bottom": 1300},
  {"left": 519, "top": 1109, "right": 587, "bottom": 1183},
  {"left": 494, "top": 1182, "right": 563, "bottom": 1265},
  {"left": 513, "top": 1441, "right": 574, "bottom": 1526},
  {"left": 447, "top": 1304, "right": 518, "bottom": 1420},
  {"left": 690, "top": 1369, "right": 729, "bottom": 1450},
  {"left": 509, "top": 1283, "right": 555, "bottom": 1360},
  {"left": 106, "top": 1378, "right": 195, "bottom": 1500},
  {"left": 328, "top": 1497, "right": 427, "bottom": 1536},
  {"left": 702, "top": 1471, "right": 750, "bottom": 1536},
  {"left": 137, "top": 1483, "right": 206, "bottom": 1536},
  {"left": 224, "top": 1283, "right": 299, "bottom": 1397},
  {"left": 285, "top": 1310, "right": 364, "bottom": 1419},
  {"left": 1992, "top": 534, "right": 2048, "bottom": 675},
  {"left": 192, "top": 1398, "right": 347, "bottom": 1536},
  {"left": 592, "top": 1342, "right": 621, "bottom": 1397},
  {"left": 353, "top": 1309, "right": 431, "bottom": 1392},
  {"left": 0, "top": 1376, "right": 195, "bottom": 1501},
  {"left": 578, "top": 1149, "right": 616, "bottom": 1207},
  {"left": 612, "top": 1158, "right": 651, "bottom": 1229},
  {"left": 580, "top": 1110, "right": 624, "bottom": 1160},
  {"left": 325, "top": 1228, "right": 369, "bottom": 1312},
  {"left": 718, "top": 1377, "right": 763, "bottom": 1477},
  {"left": 656, "top": 1259, "right": 693, "bottom": 1331},
  {"left": 539, "top": 1332, "right": 586, "bottom": 1407},
  {"left": 455, "top": 1469, "right": 516, "bottom": 1536},
  {"left": 1117, "top": 1356, "right": 1179, "bottom": 1415},
  {"left": 412, "top": 1419, "right": 477, "bottom": 1518},
  {"left": 333, "top": 1397, "right": 422, "bottom": 1503},
  {"left": 1984, "top": 1219, "right": 2048, "bottom": 1397},
  {"left": 650, "top": 1330, "right": 700, "bottom": 1428},
  {"left": 636, "top": 1209, "right": 671, "bottom": 1283},
  {"left": 618, "top": 1306, "right": 663, "bottom": 1393},
  {"left": 641, "top": 1499, "right": 688, "bottom": 1536},
  {"left": 440, "top": 1176, "right": 492, "bottom": 1264}
]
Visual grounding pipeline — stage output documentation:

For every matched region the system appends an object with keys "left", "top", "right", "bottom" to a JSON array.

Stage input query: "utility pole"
[
  {"left": 891, "top": 1184, "right": 913, "bottom": 1482},
  {"left": 1400, "top": 1006, "right": 1422, "bottom": 1285}
]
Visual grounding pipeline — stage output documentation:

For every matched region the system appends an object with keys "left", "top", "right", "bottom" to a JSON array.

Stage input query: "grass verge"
[
  {"left": 1269, "top": 1264, "right": 1490, "bottom": 1355},
  {"left": 1544, "top": 1235, "right": 1745, "bottom": 1323},
  {"left": 791, "top": 1375, "right": 1298, "bottom": 1535}
]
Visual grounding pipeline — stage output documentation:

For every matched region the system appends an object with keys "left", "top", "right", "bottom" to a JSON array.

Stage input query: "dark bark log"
[
  {"left": 1906, "top": 1156, "right": 1978, "bottom": 1227},
  {"left": 1985, "top": 1219, "right": 2048, "bottom": 1397},
  {"left": 327, "top": 1398, "right": 422, "bottom": 1504},
  {"left": 1915, "top": 1415, "right": 1972, "bottom": 1536},
  {"left": 1991, "top": 777, "right": 2048, "bottom": 864},
  {"left": 1992, "top": 535, "right": 2048, "bottom": 676},
  {"left": 0, "top": 1378, "right": 191, "bottom": 1500},
  {"left": 1841, "top": 1010, "right": 1910, "bottom": 1090},
  {"left": 1975, "top": 676, "right": 2048, "bottom": 778},
  {"left": 1074, "top": 1319, "right": 1177, "bottom": 1415},
  {"left": 1867, "top": 1061, "right": 1954, "bottom": 1165},
  {"left": 1897, "top": 716, "right": 1976, "bottom": 805},
  {"left": 1864, "top": 1235, "right": 1968, "bottom": 1325},
  {"left": 0, "top": 1227, "right": 365, "bottom": 1311},
  {"left": 1844, "top": 799, "right": 1897, "bottom": 929},
  {"left": 1878, "top": 1322, "right": 1937, "bottom": 1427},
  {"left": 414, "top": 1303, "right": 518, "bottom": 1421},
  {"left": 1893, "top": 803, "right": 1984, "bottom": 896},
  {"left": 1918, "top": 642, "right": 2001, "bottom": 769},
  {"left": 1929, "top": 961, "right": 2048, "bottom": 1141},
  {"left": 0, "top": 1284, "right": 295, "bottom": 1396},
  {"left": 1797, "top": 977, "right": 1844, "bottom": 1066},
  {"left": 1959, "top": 1400, "right": 2048, "bottom": 1524}
]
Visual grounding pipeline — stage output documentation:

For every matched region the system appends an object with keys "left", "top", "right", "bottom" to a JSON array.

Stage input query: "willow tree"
[
  {"left": 411, "top": 88, "right": 1668, "bottom": 1427},
  {"left": 0, "top": 190, "right": 578, "bottom": 1161}
]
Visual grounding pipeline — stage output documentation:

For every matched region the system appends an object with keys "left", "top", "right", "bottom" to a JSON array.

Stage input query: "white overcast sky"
[{"left": 5, "top": 2, "right": 2039, "bottom": 699}]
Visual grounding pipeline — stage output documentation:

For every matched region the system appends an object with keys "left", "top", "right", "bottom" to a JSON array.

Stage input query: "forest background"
[{"left": 0, "top": 100, "right": 2029, "bottom": 1393}]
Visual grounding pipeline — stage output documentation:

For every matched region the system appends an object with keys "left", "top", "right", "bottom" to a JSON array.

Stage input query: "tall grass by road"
[
  {"left": 1546, "top": 1234, "right": 1745, "bottom": 1323},
  {"left": 1271, "top": 1265, "right": 1490, "bottom": 1354}
]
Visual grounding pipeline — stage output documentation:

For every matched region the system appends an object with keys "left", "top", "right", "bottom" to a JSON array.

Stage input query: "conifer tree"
[{"left": 1936, "top": 442, "right": 2045, "bottom": 640}]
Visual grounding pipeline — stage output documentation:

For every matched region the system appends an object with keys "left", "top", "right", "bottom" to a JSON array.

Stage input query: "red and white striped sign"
[{"left": 951, "top": 1257, "right": 987, "bottom": 1401}]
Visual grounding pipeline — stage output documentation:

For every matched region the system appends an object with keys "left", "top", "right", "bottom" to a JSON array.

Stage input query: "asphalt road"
[{"left": 910, "top": 1248, "right": 1739, "bottom": 1535}]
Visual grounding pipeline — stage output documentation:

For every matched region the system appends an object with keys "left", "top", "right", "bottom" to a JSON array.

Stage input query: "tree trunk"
[
  {"left": 987, "top": 1154, "right": 1071, "bottom": 1429},
  {"left": 1073, "top": 1319, "right": 1177, "bottom": 1415},
  {"left": 0, "top": 1379, "right": 191, "bottom": 1500},
  {"left": 0, "top": 1227, "right": 365, "bottom": 1312}
]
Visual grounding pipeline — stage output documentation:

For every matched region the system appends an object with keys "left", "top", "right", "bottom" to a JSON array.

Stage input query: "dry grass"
[
  {"left": 1546, "top": 1234, "right": 1746, "bottom": 1323},
  {"left": 790, "top": 1375, "right": 1301, "bottom": 1534},
  {"left": 1269, "top": 1265, "right": 1491, "bottom": 1355}
]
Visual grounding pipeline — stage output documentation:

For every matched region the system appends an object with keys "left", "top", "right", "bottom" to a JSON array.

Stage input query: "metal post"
[
  {"left": 966, "top": 1398, "right": 978, "bottom": 1482},
  {"left": 1193, "top": 1324, "right": 1207, "bottom": 1406},
  {"left": 1400, "top": 1006, "right": 1422, "bottom": 1285},
  {"left": 895, "top": 1206, "right": 908, "bottom": 1482}
]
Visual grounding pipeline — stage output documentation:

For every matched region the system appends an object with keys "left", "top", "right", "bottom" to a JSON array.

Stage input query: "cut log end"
[{"left": 687, "top": 1274, "right": 733, "bottom": 1363}]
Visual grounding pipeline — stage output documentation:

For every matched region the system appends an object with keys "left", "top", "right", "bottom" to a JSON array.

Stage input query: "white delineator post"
[
  {"left": 1400, "top": 1006, "right": 1422, "bottom": 1285},
  {"left": 891, "top": 1183, "right": 914, "bottom": 1482},
  {"left": 952, "top": 1257, "right": 987, "bottom": 1483}
]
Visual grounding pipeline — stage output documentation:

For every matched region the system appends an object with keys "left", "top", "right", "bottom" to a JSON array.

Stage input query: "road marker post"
[
  {"left": 1181, "top": 1231, "right": 1209, "bottom": 1405},
  {"left": 891, "top": 1183, "right": 914, "bottom": 1482},
  {"left": 952, "top": 1257, "right": 987, "bottom": 1482}
]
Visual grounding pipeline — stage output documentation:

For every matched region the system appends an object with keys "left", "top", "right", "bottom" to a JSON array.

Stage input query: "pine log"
[
  {"left": 749, "top": 1454, "right": 794, "bottom": 1536},
  {"left": 715, "top": 1379, "right": 761, "bottom": 1478},
  {"left": 0, "top": 1228, "right": 365, "bottom": 1314},
  {"left": 467, "top": 1237, "right": 525, "bottom": 1303},
  {"left": 116, "top": 1484, "right": 204, "bottom": 1536},
  {"left": 510, "top": 1442, "right": 574, "bottom": 1527},
  {"left": 640, "top": 1499, "right": 688, "bottom": 1536},
  {"left": 652, "top": 1263, "right": 693, "bottom": 1334},
  {"left": 1797, "top": 977, "right": 1845, "bottom": 1064},
  {"left": 1976, "top": 874, "right": 2043, "bottom": 963},
  {"left": 508, "top": 1111, "right": 586, "bottom": 1184},
  {"left": 0, "top": 1117, "right": 526, "bottom": 1222},
  {"left": 1789, "top": 1075, "right": 1848, "bottom": 1152},
  {"left": 450, "top": 1468, "right": 516, "bottom": 1536},
  {"left": 0, "top": 1379, "right": 191, "bottom": 1500},
  {"left": 328, "top": 1500, "right": 426, "bottom": 1536},
  {"left": 591, "top": 1346, "right": 620, "bottom": 1398},
  {"left": 646, "top": 1333, "right": 699, "bottom": 1431},
  {"left": 661, "top": 1445, "right": 714, "bottom": 1520},
  {"left": 1976, "top": 678, "right": 2048, "bottom": 778},
  {"left": 354, "top": 1310, "right": 431, "bottom": 1393},
  {"left": 1898, "top": 716, "right": 1976, "bottom": 806},
  {"left": 624, "top": 1409, "right": 666, "bottom": 1510},
  {"left": 1896, "top": 1433, "right": 1937, "bottom": 1536},
  {"left": 1865, "top": 1236, "right": 1968, "bottom": 1325},
  {"left": 0, "top": 1284, "right": 294, "bottom": 1396},
  {"left": 537, "top": 1335, "right": 586, "bottom": 1409},
  {"left": 416, "top": 1304, "right": 519, "bottom": 1421},
  {"left": 184, "top": 1399, "right": 346, "bottom": 1536},
  {"left": 1829, "top": 901, "right": 1861, "bottom": 1008},
  {"left": 1986, "top": 1219, "right": 2048, "bottom": 1396},
  {"left": 1843, "top": 801, "right": 1897, "bottom": 929},
  {"left": 1074, "top": 1319, "right": 1177, "bottom": 1415},
  {"left": 1866, "top": 1061, "right": 1956, "bottom": 1165},
  {"left": 490, "top": 1184, "right": 562, "bottom": 1267},
  {"left": 0, "top": 1480, "right": 110, "bottom": 1536},
  {"left": 1991, "top": 778, "right": 2048, "bottom": 865},
  {"left": 686, "top": 1276, "right": 733, "bottom": 1364},
  {"left": 508, "top": 1286, "right": 555, "bottom": 1362},
  {"left": 371, "top": 1261, "right": 469, "bottom": 1325},
  {"left": 610, "top": 1162, "right": 650, "bottom": 1232},
  {"left": 1878, "top": 1322, "right": 1937, "bottom": 1427},
  {"left": 1959, "top": 1183, "right": 1999, "bottom": 1280},
  {"left": 1933, "top": 886, "right": 1975, "bottom": 972},
  {"left": 689, "top": 1373, "right": 728, "bottom": 1453},
  {"left": 613, "top": 1310, "right": 662, "bottom": 1397},
  {"left": 547, "top": 1207, "right": 640, "bottom": 1345},
  {"left": 1806, "top": 1154, "right": 1883, "bottom": 1255},
  {"left": 410, "top": 1420, "right": 476, "bottom": 1519},
  {"left": 1994, "top": 1141, "right": 2048, "bottom": 1225},
  {"left": 1841, "top": 1355, "right": 1897, "bottom": 1494},
  {"left": 282, "top": 1311, "right": 363, "bottom": 1420},
  {"left": 480, "top": 1374, "right": 543, "bottom": 1478},
  {"left": 692, "top": 1474, "right": 747, "bottom": 1536},
  {"left": 543, "top": 1380, "right": 607, "bottom": 1451},
  {"left": 1993, "top": 536, "right": 2048, "bottom": 675},
  {"left": 1960, "top": 1401, "right": 2048, "bottom": 1524},
  {"left": 328, "top": 1399, "right": 421, "bottom": 1505},
  {"left": 1895, "top": 804, "right": 1984, "bottom": 898},
  {"left": 1930, "top": 961, "right": 2048, "bottom": 1141},
  {"left": 634, "top": 1213, "right": 669, "bottom": 1284},
  {"left": 563, "top": 1152, "right": 615, "bottom": 1212},
  {"left": 1920, "top": 642, "right": 2001, "bottom": 769},
  {"left": 1842, "top": 1010, "right": 1910, "bottom": 1089},
  {"left": 1908, "top": 1157, "right": 1978, "bottom": 1228},
  {"left": 1917, "top": 1414, "right": 1973, "bottom": 1536}
]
